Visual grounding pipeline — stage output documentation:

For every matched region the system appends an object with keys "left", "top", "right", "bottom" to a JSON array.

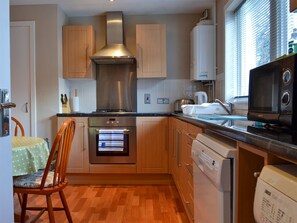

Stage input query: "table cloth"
[{"left": 12, "top": 136, "right": 49, "bottom": 176}]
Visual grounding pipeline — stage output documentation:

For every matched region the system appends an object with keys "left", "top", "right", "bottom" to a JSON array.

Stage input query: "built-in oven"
[{"left": 88, "top": 116, "right": 136, "bottom": 164}]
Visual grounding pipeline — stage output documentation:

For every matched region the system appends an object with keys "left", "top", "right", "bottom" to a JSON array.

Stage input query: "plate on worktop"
[{"left": 195, "top": 114, "right": 247, "bottom": 120}]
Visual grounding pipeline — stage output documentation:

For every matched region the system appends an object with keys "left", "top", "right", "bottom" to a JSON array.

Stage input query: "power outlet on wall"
[{"left": 144, "top": 93, "right": 151, "bottom": 104}]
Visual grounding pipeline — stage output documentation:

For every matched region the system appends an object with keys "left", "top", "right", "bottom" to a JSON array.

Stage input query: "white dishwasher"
[{"left": 192, "top": 133, "right": 237, "bottom": 223}]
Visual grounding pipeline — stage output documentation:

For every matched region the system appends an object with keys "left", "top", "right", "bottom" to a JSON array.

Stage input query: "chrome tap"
[{"left": 214, "top": 99, "right": 232, "bottom": 115}]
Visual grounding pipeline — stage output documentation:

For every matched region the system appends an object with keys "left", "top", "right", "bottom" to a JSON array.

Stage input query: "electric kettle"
[{"left": 194, "top": 91, "right": 208, "bottom": 104}]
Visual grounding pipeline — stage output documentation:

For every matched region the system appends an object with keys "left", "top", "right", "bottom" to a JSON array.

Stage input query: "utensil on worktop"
[
  {"left": 61, "top": 93, "right": 71, "bottom": 113},
  {"left": 194, "top": 91, "right": 208, "bottom": 104},
  {"left": 174, "top": 98, "right": 194, "bottom": 113},
  {"left": 72, "top": 89, "right": 79, "bottom": 112}
]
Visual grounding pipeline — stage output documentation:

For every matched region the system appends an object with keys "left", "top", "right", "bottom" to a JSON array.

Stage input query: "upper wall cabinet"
[
  {"left": 291, "top": 0, "right": 297, "bottom": 12},
  {"left": 136, "top": 24, "right": 167, "bottom": 78},
  {"left": 63, "top": 25, "right": 96, "bottom": 79}
]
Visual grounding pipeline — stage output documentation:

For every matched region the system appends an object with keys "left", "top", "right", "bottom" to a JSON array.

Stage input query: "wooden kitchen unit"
[
  {"left": 136, "top": 117, "right": 169, "bottom": 173},
  {"left": 236, "top": 142, "right": 291, "bottom": 223},
  {"left": 63, "top": 25, "right": 96, "bottom": 79},
  {"left": 291, "top": 0, "right": 297, "bottom": 12},
  {"left": 57, "top": 116, "right": 172, "bottom": 185},
  {"left": 58, "top": 117, "right": 90, "bottom": 173},
  {"left": 170, "top": 117, "right": 203, "bottom": 222},
  {"left": 136, "top": 24, "right": 167, "bottom": 78}
]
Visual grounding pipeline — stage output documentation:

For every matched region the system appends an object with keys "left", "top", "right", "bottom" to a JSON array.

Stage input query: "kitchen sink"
[{"left": 195, "top": 114, "right": 247, "bottom": 120}]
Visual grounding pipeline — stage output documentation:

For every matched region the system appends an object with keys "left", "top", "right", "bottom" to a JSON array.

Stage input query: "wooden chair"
[
  {"left": 12, "top": 116, "right": 25, "bottom": 136},
  {"left": 13, "top": 118, "right": 76, "bottom": 223}
]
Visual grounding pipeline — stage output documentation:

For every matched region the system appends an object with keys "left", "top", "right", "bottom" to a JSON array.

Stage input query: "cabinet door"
[
  {"left": 63, "top": 25, "right": 95, "bottom": 79},
  {"left": 171, "top": 119, "right": 187, "bottom": 190},
  {"left": 58, "top": 117, "right": 89, "bottom": 173},
  {"left": 137, "top": 117, "right": 168, "bottom": 173},
  {"left": 136, "top": 24, "right": 166, "bottom": 78},
  {"left": 291, "top": 0, "right": 297, "bottom": 12}
]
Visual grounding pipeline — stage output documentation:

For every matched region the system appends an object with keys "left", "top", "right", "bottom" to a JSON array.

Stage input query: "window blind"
[{"left": 225, "top": 0, "right": 297, "bottom": 100}]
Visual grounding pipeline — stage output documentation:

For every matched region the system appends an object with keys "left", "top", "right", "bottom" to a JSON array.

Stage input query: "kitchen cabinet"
[
  {"left": 170, "top": 117, "right": 202, "bottom": 222},
  {"left": 291, "top": 0, "right": 297, "bottom": 12},
  {"left": 136, "top": 24, "right": 167, "bottom": 78},
  {"left": 57, "top": 117, "right": 89, "bottom": 173},
  {"left": 136, "top": 117, "right": 168, "bottom": 173},
  {"left": 62, "top": 25, "right": 96, "bottom": 79},
  {"left": 236, "top": 142, "right": 289, "bottom": 223}
]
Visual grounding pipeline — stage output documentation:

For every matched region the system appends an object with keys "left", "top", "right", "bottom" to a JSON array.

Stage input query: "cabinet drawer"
[
  {"left": 186, "top": 123, "right": 203, "bottom": 145},
  {"left": 180, "top": 166, "right": 194, "bottom": 221}
]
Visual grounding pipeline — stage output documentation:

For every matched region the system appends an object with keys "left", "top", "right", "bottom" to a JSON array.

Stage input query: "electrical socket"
[
  {"left": 157, "top": 98, "right": 164, "bottom": 104},
  {"left": 163, "top": 98, "right": 169, "bottom": 104},
  {"left": 144, "top": 93, "right": 151, "bottom": 104}
]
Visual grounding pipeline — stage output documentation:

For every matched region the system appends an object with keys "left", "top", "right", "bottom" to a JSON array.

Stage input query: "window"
[{"left": 225, "top": 0, "right": 297, "bottom": 100}]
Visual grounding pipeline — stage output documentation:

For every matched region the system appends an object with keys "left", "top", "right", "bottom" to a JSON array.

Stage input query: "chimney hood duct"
[{"left": 90, "top": 11, "right": 135, "bottom": 64}]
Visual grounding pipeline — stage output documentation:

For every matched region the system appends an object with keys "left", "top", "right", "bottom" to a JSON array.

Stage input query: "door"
[
  {"left": 0, "top": 0, "right": 14, "bottom": 221},
  {"left": 10, "top": 21, "right": 36, "bottom": 136}
]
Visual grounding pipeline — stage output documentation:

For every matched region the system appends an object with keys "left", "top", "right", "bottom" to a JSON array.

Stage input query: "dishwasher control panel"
[{"left": 192, "top": 139, "right": 231, "bottom": 191}]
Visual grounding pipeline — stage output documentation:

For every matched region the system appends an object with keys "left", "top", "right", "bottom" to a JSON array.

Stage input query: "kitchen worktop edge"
[
  {"left": 56, "top": 112, "right": 171, "bottom": 117},
  {"left": 172, "top": 113, "right": 297, "bottom": 163}
]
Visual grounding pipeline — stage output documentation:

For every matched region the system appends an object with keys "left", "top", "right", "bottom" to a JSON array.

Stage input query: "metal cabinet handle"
[
  {"left": 185, "top": 132, "right": 195, "bottom": 141},
  {"left": 137, "top": 44, "right": 143, "bottom": 70},
  {"left": 185, "top": 163, "right": 193, "bottom": 176},
  {"left": 86, "top": 46, "right": 89, "bottom": 71},
  {"left": 0, "top": 102, "right": 16, "bottom": 109},
  {"left": 185, "top": 201, "right": 194, "bottom": 221},
  {"left": 176, "top": 130, "right": 181, "bottom": 167},
  {"left": 25, "top": 102, "right": 29, "bottom": 113},
  {"left": 82, "top": 124, "right": 86, "bottom": 151},
  {"left": 254, "top": 172, "right": 261, "bottom": 178},
  {"left": 95, "top": 128, "right": 130, "bottom": 133}
]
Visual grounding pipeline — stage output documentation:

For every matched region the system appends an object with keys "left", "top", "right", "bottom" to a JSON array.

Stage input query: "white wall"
[
  {"left": 0, "top": 0, "right": 14, "bottom": 221},
  {"left": 66, "top": 78, "right": 199, "bottom": 113},
  {"left": 10, "top": 5, "right": 68, "bottom": 145}
]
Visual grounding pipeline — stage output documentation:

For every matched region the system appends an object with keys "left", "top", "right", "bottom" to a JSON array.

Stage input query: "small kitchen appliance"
[
  {"left": 89, "top": 116, "right": 136, "bottom": 164},
  {"left": 248, "top": 54, "right": 297, "bottom": 129},
  {"left": 174, "top": 98, "right": 194, "bottom": 113},
  {"left": 194, "top": 91, "right": 208, "bottom": 104},
  {"left": 254, "top": 165, "right": 297, "bottom": 223}
]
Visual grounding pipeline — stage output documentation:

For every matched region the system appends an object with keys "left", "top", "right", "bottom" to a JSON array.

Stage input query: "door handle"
[
  {"left": 0, "top": 102, "right": 16, "bottom": 109},
  {"left": 0, "top": 89, "right": 16, "bottom": 137},
  {"left": 25, "top": 102, "right": 29, "bottom": 113}
]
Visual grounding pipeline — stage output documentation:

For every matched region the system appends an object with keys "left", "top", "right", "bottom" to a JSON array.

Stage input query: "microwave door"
[{"left": 249, "top": 67, "right": 280, "bottom": 113}]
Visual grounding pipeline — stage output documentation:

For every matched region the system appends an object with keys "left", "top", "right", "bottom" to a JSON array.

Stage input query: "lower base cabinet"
[
  {"left": 236, "top": 142, "right": 291, "bottom": 223},
  {"left": 136, "top": 117, "right": 169, "bottom": 173},
  {"left": 170, "top": 117, "right": 202, "bottom": 222},
  {"left": 57, "top": 117, "right": 89, "bottom": 173}
]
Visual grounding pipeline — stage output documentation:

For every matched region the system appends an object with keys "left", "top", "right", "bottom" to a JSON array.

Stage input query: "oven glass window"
[
  {"left": 96, "top": 129, "right": 129, "bottom": 156},
  {"left": 249, "top": 67, "right": 280, "bottom": 113}
]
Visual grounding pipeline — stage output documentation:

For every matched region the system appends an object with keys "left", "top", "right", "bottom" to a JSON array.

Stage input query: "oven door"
[{"left": 89, "top": 126, "right": 136, "bottom": 164}]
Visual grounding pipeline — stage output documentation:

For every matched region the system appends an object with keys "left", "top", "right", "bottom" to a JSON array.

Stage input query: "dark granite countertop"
[
  {"left": 57, "top": 112, "right": 171, "bottom": 117},
  {"left": 172, "top": 113, "right": 297, "bottom": 164}
]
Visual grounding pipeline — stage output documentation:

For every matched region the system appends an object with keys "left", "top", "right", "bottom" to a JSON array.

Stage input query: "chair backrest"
[
  {"left": 40, "top": 118, "right": 76, "bottom": 189},
  {"left": 12, "top": 116, "right": 25, "bottom": 136}
]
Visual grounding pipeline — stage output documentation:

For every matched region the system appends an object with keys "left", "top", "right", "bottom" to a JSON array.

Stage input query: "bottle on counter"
[{"left": 288, "top": 28, "right": 297, "bottom": 54}]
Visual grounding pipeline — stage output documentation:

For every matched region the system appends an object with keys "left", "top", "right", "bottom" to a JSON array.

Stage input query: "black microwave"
[{"left": 248, "top": 54, "right": 297, "bottom": 128}]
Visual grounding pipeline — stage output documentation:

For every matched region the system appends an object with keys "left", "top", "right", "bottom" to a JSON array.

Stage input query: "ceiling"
[{"left": 10, "top": 0, "right": 215, "bottom": 17}]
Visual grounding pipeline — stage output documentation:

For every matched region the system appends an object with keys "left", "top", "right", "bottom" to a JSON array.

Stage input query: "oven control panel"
[
  {"left": 89, "top": 116, "right": 136, "bottom": 127},
  {"left": 106, "top": 118, "right": 120, "bottom": 125}
]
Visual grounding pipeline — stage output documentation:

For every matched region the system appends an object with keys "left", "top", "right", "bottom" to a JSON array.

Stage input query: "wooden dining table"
[{"left": 12, "top": 136, "right": 49, "bottom": 176}]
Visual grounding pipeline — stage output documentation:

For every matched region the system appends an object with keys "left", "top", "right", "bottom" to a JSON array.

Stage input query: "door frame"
[{"left": 10, "top": 21, "right": 37, "bottom": 136}]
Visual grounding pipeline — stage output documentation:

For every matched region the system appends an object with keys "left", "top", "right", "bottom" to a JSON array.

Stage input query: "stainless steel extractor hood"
[{"left": 90, "top": 11, "right": 135, "bottom": 64}]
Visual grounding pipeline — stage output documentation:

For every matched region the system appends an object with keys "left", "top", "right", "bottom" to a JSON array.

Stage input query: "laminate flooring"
[{"left": 14, "top": 184, "right": 189, "bottom": 223}]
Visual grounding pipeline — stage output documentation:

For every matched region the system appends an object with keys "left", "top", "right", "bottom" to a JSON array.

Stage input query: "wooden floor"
[{"left": 14, "top": 184, "right": 189, "bottom": 223}]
